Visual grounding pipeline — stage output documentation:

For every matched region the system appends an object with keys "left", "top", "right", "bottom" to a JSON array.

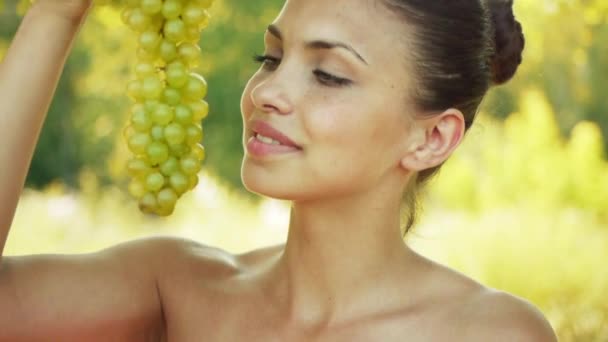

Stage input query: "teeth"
[{"left": 255, "top": 133, "right": 281, "bottom": 145}]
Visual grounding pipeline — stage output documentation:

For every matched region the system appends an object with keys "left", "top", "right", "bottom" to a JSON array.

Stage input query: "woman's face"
[{"left": 240, "top": 0, "right": 416, "bottom": 201}]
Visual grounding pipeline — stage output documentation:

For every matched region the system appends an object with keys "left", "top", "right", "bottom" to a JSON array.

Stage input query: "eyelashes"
[
  {"left": 252, "top": 53, "right": 280, "bottom": 69},
  {"left": 252, "top": 53, "right": 352, "bottom": 87}
]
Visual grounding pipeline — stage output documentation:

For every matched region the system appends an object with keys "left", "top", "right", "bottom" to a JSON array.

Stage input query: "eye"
[
  {"left": 252, "top": 53, "right": 280, "bottom": 71},
  {"left": 313, "top": 69, "right": 352, "bottom": 87},
  {"left": 252, "top": 53, "right": 352, "bottom": 88}
]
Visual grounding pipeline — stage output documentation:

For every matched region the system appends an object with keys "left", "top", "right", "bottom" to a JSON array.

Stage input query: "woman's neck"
[{"left": 265, "top": 186, "right": 420, "bottom": 329}]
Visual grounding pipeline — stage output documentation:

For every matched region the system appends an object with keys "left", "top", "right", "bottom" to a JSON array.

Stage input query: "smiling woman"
[{"left": 0, "top": 0, "right": 558, "bottom": 341}]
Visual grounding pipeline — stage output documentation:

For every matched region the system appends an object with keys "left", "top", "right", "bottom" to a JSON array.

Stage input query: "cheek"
[
  {"left": 305, "top": 97, "right": 360, "bottom": 143},
  {"left": 305, "top": 103, "right": 380, "bottom": 176},
  {"left": 305, "top": 99, "right": 405, "bottom": 180},
  {"left": 305, "top": 100, "right": 382, "bottom": 153}
]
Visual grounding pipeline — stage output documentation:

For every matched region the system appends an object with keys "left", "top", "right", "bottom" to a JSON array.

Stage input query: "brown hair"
[{"left": 382, "top": 0, "right": 526, "bottom": 233}]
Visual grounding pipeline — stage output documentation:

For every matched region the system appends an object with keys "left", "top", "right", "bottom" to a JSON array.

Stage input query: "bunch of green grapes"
[
  {"left": 6, "top": 0, "right": 211, "bottom": 216},
  {"left": 121, "top": 0, "right": 212, "bottom": 216}
]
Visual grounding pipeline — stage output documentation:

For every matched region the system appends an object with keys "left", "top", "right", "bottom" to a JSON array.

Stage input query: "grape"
[
  {"left": 128, "top": 178, "right": 147, "bottom": 199},
  {"left": 167, "top": 60, "right": 187, "bottom": 70},
  {"left": 139, "top": 193, "right": 158, "bottom": 214},
  {"left": 131, "top": 109, "right": 153, "bottom": 131},
  {"left": 161, "top": 0, "right": 182, "bottom": 19},
  {"left": 164, "top": 19, "right": 186, "bottom": 43},
  {"left": 174, "top": 104, "right": 193, "bottom": 124},
  {"left": 166, "top": 64, "right": 188, "bottom": 88},
  {"left": 169, "top": 143, "right": 190, "bottom": 158},
  {"left": 189, "top": 100, "right": 209, "bottom": 120},
  {"left": 163, "top": 87, "right": 181, "bottom": 106},
  {"left": 182, "top": 4, "right": 206, "bottom": 26},
  {"left": 141, "top": 0, "right": 162, "bottom": 15},
  {"left": 180, "top": 155, "right": 201, "bottom": 175},
  {"left": 157, "top": 188, "right": 178, "bottom": 209},
  {"left": 127, "top": 9, "right": 151, "bottom": 32},
  {"left": 141, "top": 75, "right": 163, "bottom": 100},
  {"left": 122, "top": 0, "right": 214, "bottom": 216},
  {"left": 164, "top": 123, "right": 186, "bottom": 145},
  {"left": 135, "top": 62, "right": 156, "bottom": 79},
  {"left": 184, "top": 26, "right": 201, "bottom": 43},
  {"left": 127, "top": 80, "right": 144, "bottom": 100},
  {"left": 183, "top": 73, "right": 208, "bottom": 100},
  {"left": 146, "top": 141, "right": 169, "bottom": 165},
  {"left": 156, "top": 205, "right": 175, "bottom": 217},
  {"left": 160, "top": 157, "right": 179, "bottom": 176},
  {"left": 178, "top": 43, "right": 201, "bottom": 67},
  {"left": 150, "top": 125, "right": 165, "bottom": 141},
  {"left": 152, "top": 103, "right": 174, "bottom": 125},
  {"left": 144, "top": 100, "right": 160, "bottom": 113},
  {"left": 146, "top": 172, "right": 165, "bottom": 192},
  {"left": 128, "top": 132, "right": 151, "bottom": 155},
  {"left": 127, "top": 157, "right": 152, "bottom": 177},
  {"left": 188, "top": 174, "right": 199, "bottom": 189},
  {"left": 169, "top": 172, "right": 189, "bottom": 195},
  {"left": 139, "top": 30, "right": 162, "bottom": 52},
  {"left": 192, "top": 144, "right": 206, "bottom": 161},
  {"left": 185, "top": 124, "right": 203, "bottom": 144},
  {"left": 159, "top": 39, "right": 179, "bottom": 62}
]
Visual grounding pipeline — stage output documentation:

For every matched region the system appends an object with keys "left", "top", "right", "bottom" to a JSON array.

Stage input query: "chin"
[
  {"left": 241, "top": 156, "right": 329, "bottom": 201},
  {"left": 241, "top": 158, "right": 296, "bottom": 200}
]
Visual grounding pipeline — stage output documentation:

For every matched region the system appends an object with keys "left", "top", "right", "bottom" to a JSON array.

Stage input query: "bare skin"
[{"left": 0, "top": 0, "right": 557, "bottom": 341}]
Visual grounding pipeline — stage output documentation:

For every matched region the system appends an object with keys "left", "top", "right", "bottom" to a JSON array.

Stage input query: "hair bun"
[{"left": 487, "top": 0, "right": 525, "bottom": 86}]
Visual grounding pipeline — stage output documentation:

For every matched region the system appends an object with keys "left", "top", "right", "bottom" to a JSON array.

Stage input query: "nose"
[{"left": 250, "top": 73, "right": 293, "bottom": 115}]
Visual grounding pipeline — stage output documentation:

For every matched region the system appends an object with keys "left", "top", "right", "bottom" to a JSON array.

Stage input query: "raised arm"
[
  {"left": 0, "top": 2, "right": 93, "bottom": 253},
  {"left": 0, "top": 4, "right": 167, "bottom": 340}
]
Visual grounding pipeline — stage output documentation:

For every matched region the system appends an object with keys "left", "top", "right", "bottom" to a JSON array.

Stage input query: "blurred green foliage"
[{"left": 0, "top": 0, "right": 607, "bottom": 192}]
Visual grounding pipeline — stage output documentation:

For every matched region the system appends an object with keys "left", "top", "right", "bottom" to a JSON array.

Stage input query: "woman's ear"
[{"left": 400, "top": 109, "right": 465, "bottom": 172}]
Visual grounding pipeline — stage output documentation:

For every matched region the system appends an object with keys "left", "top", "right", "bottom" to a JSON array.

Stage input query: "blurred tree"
[
  {"left": 0, "top": 3, "right": 99, "bottom": 188},
  {"left": 486, "top": 0, "right": 608, "bottom": 148},
  {"left": 0, "top": 0, "right": 606, "bottom": 192}
]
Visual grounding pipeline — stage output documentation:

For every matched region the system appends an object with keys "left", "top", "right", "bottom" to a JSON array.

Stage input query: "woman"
[{"left": 0, "top": 0, "right": 557, "bottom": 340}]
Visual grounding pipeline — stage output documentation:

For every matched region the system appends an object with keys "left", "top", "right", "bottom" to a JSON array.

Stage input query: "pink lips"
[
  {"left": 246, "top": 120, "right": 302, "bottom": 157},
  {"left": 250, "top": 120, "right": 301, "bottom": 149}
]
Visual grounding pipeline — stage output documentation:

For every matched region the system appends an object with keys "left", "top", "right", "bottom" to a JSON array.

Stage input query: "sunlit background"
[{"left": 1, "top": 0, "right": 607, "bottom": 340}]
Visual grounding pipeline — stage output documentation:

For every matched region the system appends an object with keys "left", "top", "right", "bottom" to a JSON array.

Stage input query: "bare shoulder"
[
  {"left": 458, "top": 288, "right": 557, "bottom": 342},
  {"left": 407, "top": 253, "right": 557, "bottom": 342},
  {"left": 96, "top": 235, "right": 243, "bottom": 291},
  {"left": 120, "top": 235, "right": 241, "bottom": 276},
  {"left": 0, "top": 235, "right": 236, "bottom": 341}
]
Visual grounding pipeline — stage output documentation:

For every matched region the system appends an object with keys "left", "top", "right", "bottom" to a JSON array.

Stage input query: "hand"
[{"left": 31, "top": 0, "right": 94, "bottom": 24}]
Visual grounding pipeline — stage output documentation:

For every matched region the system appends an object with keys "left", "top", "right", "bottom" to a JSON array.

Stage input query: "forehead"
[{"left": 271, "top": 0, "right": 407, "bottom": 66}]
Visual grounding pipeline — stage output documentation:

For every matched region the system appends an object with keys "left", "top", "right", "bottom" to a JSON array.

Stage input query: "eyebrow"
[{"left": 267, "top": 24, "right": 369, "bottom": 65}]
